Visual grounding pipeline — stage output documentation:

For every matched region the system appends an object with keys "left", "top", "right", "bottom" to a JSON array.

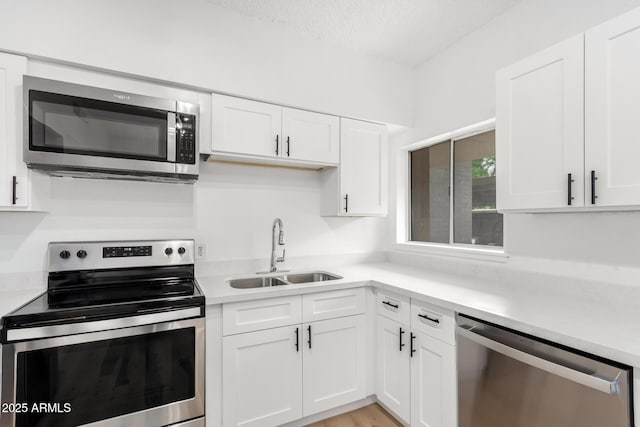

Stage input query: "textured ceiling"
[{"left": 205, "top": 0, "right": 522, "bottom": 66}]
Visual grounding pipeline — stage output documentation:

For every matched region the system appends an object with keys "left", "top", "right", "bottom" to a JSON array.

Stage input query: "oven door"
[
  {"left": 23, "top": 76, "right": 178, "bottom": 176},
  {"left": 1, "top": 317, "right": 204, "bottom": 427}
]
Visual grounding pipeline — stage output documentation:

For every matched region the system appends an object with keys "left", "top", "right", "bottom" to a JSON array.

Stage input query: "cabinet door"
[
  {"left": 211, "top": 94, "right": 282, "bottom": 157},
  {"left": 376, "top": 315, "right": 410, "bottom": 423},
  {"left": 222, "top": 326, "right": 302, "bottom": 427},
  {"left": 340, "top": 118, "right": 388, "bottom": 216},
  {"left": 411, "top": 332, "right": 457, "bottom": 427},
  {"left": 496, "top": 34, "right": 584, "bottom": 211},
  {"left": 585, "top": 8, "right": 640, "bottom": 207},
  {"left": 281, "top": 107, "right": 339, "bottom": 164},
  {"left": 302, "top": 315, "right": 366, "bottom": 416},
  {"left": 0, "top": 52, "right": 28, "bottom": 208}
]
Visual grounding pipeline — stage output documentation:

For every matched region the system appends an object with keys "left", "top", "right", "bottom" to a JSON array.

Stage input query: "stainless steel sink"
[
  {"left": 229, "top": 276, "right": 288, "bottom": 289},
  {"left": 281, "top": 272, "right": 342, "bottom": 284},
  {"left": 228, "top": 271, "right": 342, "bottom": 289}
]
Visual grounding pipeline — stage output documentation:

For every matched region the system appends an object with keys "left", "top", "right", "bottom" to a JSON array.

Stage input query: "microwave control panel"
[{"left": 177, "top": 114, "right": 197, "bottom": 164}]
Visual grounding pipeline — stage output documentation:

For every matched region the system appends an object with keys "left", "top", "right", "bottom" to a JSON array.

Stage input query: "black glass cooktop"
[{"left": 1, "top": 265, "right": 204, "bottom": 338}]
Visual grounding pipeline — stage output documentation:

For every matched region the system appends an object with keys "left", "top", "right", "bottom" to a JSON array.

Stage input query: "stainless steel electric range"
[{"left": 0, "top": 240, "right": 205, "bottom": 427}]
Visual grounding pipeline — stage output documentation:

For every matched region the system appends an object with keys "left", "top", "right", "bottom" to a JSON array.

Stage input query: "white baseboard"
[{"left": 280, "top": 395, "right": 377, "bottom": 427}]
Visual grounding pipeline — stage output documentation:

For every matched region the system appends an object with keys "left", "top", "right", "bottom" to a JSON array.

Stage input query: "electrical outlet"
[{"left": 195, "top": 243, "right": 207, "bottom": 260}]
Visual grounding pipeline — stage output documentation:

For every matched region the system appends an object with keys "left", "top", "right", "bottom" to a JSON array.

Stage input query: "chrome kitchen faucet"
[{"left": 270, "top": 217, "right": 286, "bottom": 272}]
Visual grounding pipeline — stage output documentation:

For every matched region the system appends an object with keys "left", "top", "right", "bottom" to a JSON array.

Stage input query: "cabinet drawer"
[
  {"left": 410, "top": 300, "right": 455, "bottom": 346},
  {"left": 376, "top": 289, "right": 410, "bottom": 325},
  {"left": 223, "top": 295, "right": 302, "bottom": 336},
  {"left": 302, "top": 288, "right": 366, "bottom": 323}
]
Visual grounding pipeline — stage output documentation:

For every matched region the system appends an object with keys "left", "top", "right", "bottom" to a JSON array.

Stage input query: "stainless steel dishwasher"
[{"left": 456, "top": 314, "right": 633, "bottom": 427}]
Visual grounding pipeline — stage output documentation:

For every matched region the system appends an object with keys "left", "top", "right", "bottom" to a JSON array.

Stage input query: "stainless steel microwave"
[{"left": 23, "top": 76, "right": 199, "bottom": 183}]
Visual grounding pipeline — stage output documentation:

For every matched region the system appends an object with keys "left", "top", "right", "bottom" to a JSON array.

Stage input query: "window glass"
[
  {"left": 410, "top": 141, "right": 451, "bottom": 243},
  {"left": 453, "top": 130, "right": 503, "bottom": 246}
]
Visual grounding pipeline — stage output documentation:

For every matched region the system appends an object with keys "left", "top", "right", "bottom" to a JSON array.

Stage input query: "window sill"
[{"left": 391, "top": 242, "right": 509, "bottom": 263}]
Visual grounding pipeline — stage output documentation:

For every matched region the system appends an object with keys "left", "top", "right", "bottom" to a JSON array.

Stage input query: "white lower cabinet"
[
  {"left": 222, "top": 325, "right": 303, "bottom": 427},
  {"left": 376, "top": 299, "right": 457, "bottom": 427},
  {"left": 222, "top": 292, "right": 367, "bottom": 427},
  {"left": 411, "top": 331, "right": 457, "bottom": 427},
  {"left": 376, "top": 315, "right": 411, "bottom": 423},
  {"left": 303, "top": 315, "right": 367, "bottom": 416}
]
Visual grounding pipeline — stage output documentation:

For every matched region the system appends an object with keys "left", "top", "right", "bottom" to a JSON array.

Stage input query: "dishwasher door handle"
[{"left": 457, "top": 326, "right": 622, "bottom": 395}]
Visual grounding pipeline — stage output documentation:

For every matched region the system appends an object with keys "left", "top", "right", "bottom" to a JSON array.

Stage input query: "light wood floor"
[{"left": 307, "top": 404, "right": 403, "bottom": 427}]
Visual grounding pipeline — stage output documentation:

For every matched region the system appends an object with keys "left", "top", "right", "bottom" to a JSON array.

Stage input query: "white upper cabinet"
[
  {"left": 497, "top": 7, "right": 640, "bottom": 212},
  {"left": 211, "top": 94, "right": 282, "bottom": 158},
  {"left": 496, "top": 34, "right": 584, "bottom": 211},
  {"left": 585, "top": 8, "right": 640, "bottom": 207},
  {"left": 321, "top": 118, "right": 388, "bottom": 216},
  {"left": 281, "top": 107, "right": 339, "bottom": 164},
  {"left": 209, "top": 94, "right": 339, "bottom": 167},
  {"left": 0, "top": 52, "right": 30, "bottom": 209}
]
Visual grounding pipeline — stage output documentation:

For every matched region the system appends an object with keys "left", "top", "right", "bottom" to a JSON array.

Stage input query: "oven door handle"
[
  {"left": 5, "top": 306, "right": 203, "bottom": 342},
  {"left": 457, "top": 326, "right": 622, "bottom": 395}
]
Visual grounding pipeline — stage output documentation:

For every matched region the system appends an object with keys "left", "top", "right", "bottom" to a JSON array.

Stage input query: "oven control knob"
[
  {"left": 77, "top": 250, "right": 87, "bottom": 259},
  {"left": 165, "top": 247, "right": 173, "bottom": 255},
  {"left": 178, "top": 247, "right": 186, "bottom": 255},
  {"left": 59, "top": 250, "right": 71, "bottom": 259}
]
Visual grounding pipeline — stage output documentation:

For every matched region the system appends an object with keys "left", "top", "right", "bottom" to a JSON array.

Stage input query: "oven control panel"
[
  {"left": 48, "top": 240, "right": 195, "bottom": 272},
  {"left": 103, "top": 245, "right": 152, "bottom": 258}
]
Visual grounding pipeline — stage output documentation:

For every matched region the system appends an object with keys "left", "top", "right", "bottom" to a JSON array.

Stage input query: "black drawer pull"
[
  {"left": 344, "top": 194, "right": 349, "bottom": 212},
  {"left": 307, "top": 325, "right": 312, "bottom": 349},
  {"left": 275, "top": 134, "right": 279, "bottom": 155},
  {"left": 590, "top": 170, "right": 598, "bottom": 205},
  {"left": 295, "top": 327, "right": 299, "bottom": 352},
  {"left": 567, "top": 173, "right": 574, "bottom": 206},
  {"left": 399, "top": 327, "right": 405, "bottom": 352},
  {"left": 11, "top": 176, "right": 17, "bottom": 205},
  {"left": 418, "top": 313, "right": 440, "bottom": 324},
  {"left": 382, "top": 301, "right": 399, "bottom": 309},
  {"left": 286, "top": 136, "right": 290, "bottom": 157},
  {"left": 410, "top": 332, "right": 416, "bottom": 357}
]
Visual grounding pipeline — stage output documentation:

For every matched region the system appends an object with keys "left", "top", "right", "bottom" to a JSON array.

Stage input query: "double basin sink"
[{"left": 229, "top": 271, "right": 342, "bottom": 289}]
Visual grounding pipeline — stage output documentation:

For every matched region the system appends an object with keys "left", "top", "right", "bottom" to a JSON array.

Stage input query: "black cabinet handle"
[
  {"left": 590, "top": 170, "right": 598, "bottom": 205},
  {"left": 382, "top": 301, "right": 399, "bottom": 309},
  {"left": 399, "top": 327, "right": 405, "bottom": 352},
  {"left": 275, "top": 134, "right": 279, "bottom": 155},
  {"left": 307, "top": 325, "right": 312, "bottom": 349},
  {"left": 418, "top": 313, "right": 440, "bottom": 324},
  {"left": 295, "top": 327, "right": 299, "bottom": 352},
  {"left": 11, "top": 176, "right": 17, "bottom": 205},
  {"left": 286, "top": 136, "right": 290, "bottom": 157},
  {"left": 344, "top": 194, "right": 349, "bottom": 212},
  {"left": 410, "top": 332, "right": 416, "bottom": 357},
  {"left": 567, "top": 173, "right": 574, "bottom": 206}
]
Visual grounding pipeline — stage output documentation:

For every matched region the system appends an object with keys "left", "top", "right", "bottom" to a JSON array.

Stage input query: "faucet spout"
[{"left": 270, "top": 218, "right": 286, "bottom": 272}]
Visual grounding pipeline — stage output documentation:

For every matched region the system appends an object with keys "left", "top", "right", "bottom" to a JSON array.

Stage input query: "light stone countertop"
[{"left": 197, "top": 261, "right": 640, "bottom": 368}]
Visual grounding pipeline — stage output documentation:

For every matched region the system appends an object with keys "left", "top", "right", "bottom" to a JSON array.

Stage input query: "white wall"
[
  {"left": 0, "top": 162, "right": 387, "bottom": 274},
  {"left": 390, "top": 0, "right": 640, "bottom": 269},
  {"left": 0, "top": 0, "right": 412, "bottom": 126}
]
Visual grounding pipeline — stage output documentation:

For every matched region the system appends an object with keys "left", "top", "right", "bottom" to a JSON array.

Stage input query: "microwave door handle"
[
  {"left": 167, "top": 112, "right": 176, "bottom": 162},
  {"left": 456, "top": 326, "right": 622, "bottom": 395}
]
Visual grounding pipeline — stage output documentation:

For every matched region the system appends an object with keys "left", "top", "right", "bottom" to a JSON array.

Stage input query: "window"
[{"left": 409, "top": 129, "right": 503, "bottom": 248}]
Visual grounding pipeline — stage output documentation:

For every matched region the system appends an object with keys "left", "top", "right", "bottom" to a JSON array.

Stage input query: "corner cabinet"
[
  {"left": 321, "top": 118, "right": 388, "bottom": 216},
  {"left": 497, "top": 7, "right": 640, "bottom": 211},
  {"left": 375, "top": 292, "right": 457, "bottom": 427},
  {"left": 0, "top": 52, "right": 30, "bottom": 210},
  {"left": 208, "top": 94, "right": 339, "bottom": 168}
]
